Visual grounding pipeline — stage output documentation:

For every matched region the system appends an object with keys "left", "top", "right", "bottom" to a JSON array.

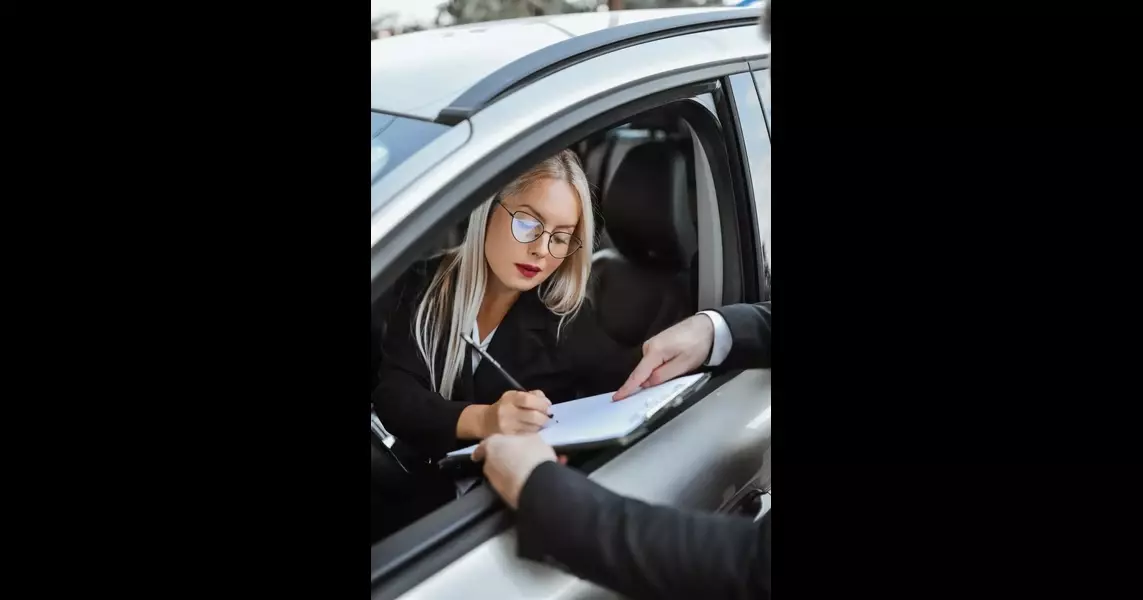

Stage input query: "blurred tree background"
[
  {"left": 436, "top": 1, "right": 709, "bottom": 27},
  {"left": 436, "top": 1, "right": 590, "bottom": 26},
  {"left": 373, "top": 0, "right": 718, "bottom": 38}
]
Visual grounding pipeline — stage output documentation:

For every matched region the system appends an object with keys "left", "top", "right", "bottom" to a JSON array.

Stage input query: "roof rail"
[{"left": 435, "top": 8, "right": 760, "bottom": 125}]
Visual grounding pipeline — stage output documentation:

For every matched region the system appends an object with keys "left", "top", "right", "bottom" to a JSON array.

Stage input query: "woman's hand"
[
  {"left": 458, "top": 390, "right": 552, "bottom": 440},
  {"left": 483, "top": 390, "right": 552, "bottom": 436}
]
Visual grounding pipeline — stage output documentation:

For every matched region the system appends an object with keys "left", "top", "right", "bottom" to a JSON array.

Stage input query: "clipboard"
[{"left": 438, "top": 373, "right": 711, "bottom": 469}]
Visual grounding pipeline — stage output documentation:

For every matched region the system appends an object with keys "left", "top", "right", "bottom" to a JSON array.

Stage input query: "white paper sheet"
[{"left": 447, "top": 373, "right": 708, "bottom": 457}]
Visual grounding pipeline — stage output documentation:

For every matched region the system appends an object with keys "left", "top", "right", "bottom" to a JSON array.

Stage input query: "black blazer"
[
  {"left": 713, "top": 301, "right": 771, "bottom": 369},
  {"left": 518, "top": 463, "right": 771, "bottom": 600},
  {"left": 513, "top": 302, "right": 772, "bottom": 600},
  {"left": 373, "top": 257, "right": 642, "bottom": 459}
]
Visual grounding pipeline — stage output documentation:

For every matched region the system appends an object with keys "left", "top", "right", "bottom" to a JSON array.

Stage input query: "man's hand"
[
  {"left": 472, "top": 434, "right": 561, "bottom": 510},
  {"left": 614, "top": 314, "right": 714, "bottom": 400}
]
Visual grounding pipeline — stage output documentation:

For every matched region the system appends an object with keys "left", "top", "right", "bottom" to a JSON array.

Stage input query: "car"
[{"left": 370, "top": 7, "right": 771, "bottom": 599}]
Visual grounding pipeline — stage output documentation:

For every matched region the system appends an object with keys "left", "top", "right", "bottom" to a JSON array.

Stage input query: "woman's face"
[{"left": 485, "top": 178, "right": 582, "bottom": 293}]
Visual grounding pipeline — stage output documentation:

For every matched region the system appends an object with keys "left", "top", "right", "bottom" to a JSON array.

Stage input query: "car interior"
[
  {"left": 370, "top": 98, "right": 733, "bottom": 546},
  {"left": 579, "top": 110, "right": 698, "bottom": 347}
]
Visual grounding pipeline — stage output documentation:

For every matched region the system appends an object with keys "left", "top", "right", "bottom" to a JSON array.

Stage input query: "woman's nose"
[{"left": 528, "top": 233, "right": 550, "bottom": 258}]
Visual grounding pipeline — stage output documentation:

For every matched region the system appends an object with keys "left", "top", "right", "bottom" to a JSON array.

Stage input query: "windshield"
[{"left": 371, "top": 111, "right": 449, "bottom": 184}]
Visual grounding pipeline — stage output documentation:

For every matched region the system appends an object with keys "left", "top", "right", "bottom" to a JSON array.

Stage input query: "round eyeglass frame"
[{"left": 496, "top": 201, "right": 583, "bottom": 259}]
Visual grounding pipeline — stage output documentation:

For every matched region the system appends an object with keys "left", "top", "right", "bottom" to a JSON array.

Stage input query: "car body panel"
[
  {"left": 393, "top": 370, "right": 771, "bottom": 599},
  {"left": 369, "top": 8, "right": 743, "bottom": 119},
  {"left": 370, "top": 24, "right": 768, "bottom": 253}
]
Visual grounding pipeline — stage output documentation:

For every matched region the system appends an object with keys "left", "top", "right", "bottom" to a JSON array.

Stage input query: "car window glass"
[{"left": 371, "top": 111, "right": 450, "bottom": 183}]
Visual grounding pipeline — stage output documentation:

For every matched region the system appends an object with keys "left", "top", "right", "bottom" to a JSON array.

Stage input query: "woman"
[{"left": 373, "top": 150, "right": 641, "bottom": 461}]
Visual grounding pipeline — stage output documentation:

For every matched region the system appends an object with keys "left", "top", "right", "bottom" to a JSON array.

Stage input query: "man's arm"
[
  {"left": 515, "top": 462, "right": 769, "bottom": 600},
  {"left": 710, "top": 301, "right": 771, "bottom": 370},
  {"left": 615, "top": 301, "right": 772, "bottom": 399}
]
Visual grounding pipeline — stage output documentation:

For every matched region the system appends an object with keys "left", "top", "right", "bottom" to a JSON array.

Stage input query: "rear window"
[{"left": 371, "top": 111, "right": 449, "bottom": 183}]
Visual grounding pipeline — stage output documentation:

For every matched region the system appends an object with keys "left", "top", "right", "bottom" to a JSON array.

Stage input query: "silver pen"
[{"left": 460, "top": 333, "right": 527, "bottom": 391}]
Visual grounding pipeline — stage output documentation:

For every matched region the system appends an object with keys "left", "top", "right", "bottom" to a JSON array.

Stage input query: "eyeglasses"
[{"left": 497, "top": 201, "right": 583, "bottom": 259}]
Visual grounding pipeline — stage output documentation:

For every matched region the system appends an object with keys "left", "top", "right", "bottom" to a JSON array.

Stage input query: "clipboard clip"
[
  {"left": 371, "top": 411, "right": 396, "bottom": 449},
  {"left": 371, "top": 410, "right": 411, "bottom": 474},
  {"left": 641, "top": 374, "right": 711, "bottom": 421}
]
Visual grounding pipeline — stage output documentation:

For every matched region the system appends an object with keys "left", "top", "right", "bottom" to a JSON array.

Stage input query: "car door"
[{"left": 709, "top": 68, "right": 772, "bottom": 522}]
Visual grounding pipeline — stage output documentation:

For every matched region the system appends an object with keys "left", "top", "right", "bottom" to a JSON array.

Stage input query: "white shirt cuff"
[{"left": 699, "top": 310, "right": 733, "bottom": 367}]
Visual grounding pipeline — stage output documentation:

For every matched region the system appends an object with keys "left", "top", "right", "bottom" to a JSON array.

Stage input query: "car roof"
[{"left": 370, "top": 7, "right": 758, "bottom": 122}]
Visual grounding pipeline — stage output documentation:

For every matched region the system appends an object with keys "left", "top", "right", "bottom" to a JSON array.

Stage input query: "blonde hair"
[{"left": 413, "top": 150, "right": 594, "bottom": 399}]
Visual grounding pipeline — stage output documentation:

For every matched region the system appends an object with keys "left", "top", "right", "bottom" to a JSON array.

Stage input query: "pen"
[
  {"left": 461, "top": 333, "right": 526, "bottom": 391},
  {"left": 460, "top": 333, "right": 555, "bottom": 420}
]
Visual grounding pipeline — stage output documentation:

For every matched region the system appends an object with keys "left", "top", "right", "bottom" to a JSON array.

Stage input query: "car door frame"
[{"left": 722, "top": 69, "right": 770, "bottom": 298}]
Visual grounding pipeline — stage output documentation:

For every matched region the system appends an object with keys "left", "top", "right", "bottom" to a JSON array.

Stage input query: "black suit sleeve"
[
  {"left": 372, "top": 267, "right": 471, "bottom": 459},
  {"left": 713, "top": 301, "right": 771, "bottom": 370},
  {"left": 516, "top": 462, "right": 770, "bottom": 600}
]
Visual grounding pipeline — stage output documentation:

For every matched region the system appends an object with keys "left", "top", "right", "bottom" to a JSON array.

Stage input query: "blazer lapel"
[
  {"left": 474, "top": 291, "right": 551, "bottom": 403},
  {"left": 458, "top": 343, "right": 477, "bottom": 403}
]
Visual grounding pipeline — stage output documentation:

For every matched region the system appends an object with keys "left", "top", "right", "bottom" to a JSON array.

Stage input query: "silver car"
[{"left": 371, "top": 7, "right": 771, "bottom": 599}]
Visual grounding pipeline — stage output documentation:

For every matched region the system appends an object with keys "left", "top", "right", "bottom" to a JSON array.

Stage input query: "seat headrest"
[{"left": 602, "top": 142, "right": 696, "bottom": 269}]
